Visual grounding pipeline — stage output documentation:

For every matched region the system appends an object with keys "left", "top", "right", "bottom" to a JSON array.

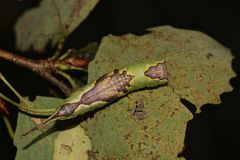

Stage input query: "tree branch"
[{"left": 0, "top": 49, "right": 87, "bottom": 96}]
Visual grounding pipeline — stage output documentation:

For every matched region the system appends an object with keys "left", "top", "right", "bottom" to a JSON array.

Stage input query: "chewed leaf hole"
[{"left": 180, "top": 98, "right": 197, "bottom": 115}]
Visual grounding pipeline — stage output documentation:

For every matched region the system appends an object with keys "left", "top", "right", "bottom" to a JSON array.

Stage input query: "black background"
[{"left": 0, "top": 0, "right": 240, "bottom": 160}]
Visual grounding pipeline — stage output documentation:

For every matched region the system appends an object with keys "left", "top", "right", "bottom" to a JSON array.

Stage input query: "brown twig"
[
  {"left": 0, "top": 49, "right": 88, "bottom": 96},
  {"left": 0, "top": 49, "right": 43, "bottom": 70},
  {"left": 39, "top": 72, "right": 71, "bottom": 96}
]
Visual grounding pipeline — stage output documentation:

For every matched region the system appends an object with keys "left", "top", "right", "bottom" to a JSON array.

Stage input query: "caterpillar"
[{"left": 23, "top": 60, "right": 168, "bottom": 135}]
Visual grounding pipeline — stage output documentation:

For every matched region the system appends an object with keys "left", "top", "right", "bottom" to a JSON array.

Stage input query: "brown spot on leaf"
[
  {"left": 61, "top": 144, "right": 72, "bottom": 154},
  {"left": 132, "top": 100, "right": 147, "bottom": 120},
  {"left": 143, "top": 125, "right": 148, "bottom": 130},
  {"left": 144, "top": 134, "right": 149, "bottom": 138},
  {"left": 170, "top": 111, "right": 175, "bottom": 117},
  {"left": 87, "top": 149, "right": 98, "bottom": 158},
  {"left": 206, "top": 53, "right": 213, "bottom": 59},
  {"left": 138, "top": 142, "right": 146, "bottom": 149},
  {"left": 135, "top": 100, "right": 144, "bottom": 111},
  {"left": 124, "top": 133, "right": 131, "bottom": 140},
  {"left": 130, "top": 144, "right": 134, "bottom": 150}
]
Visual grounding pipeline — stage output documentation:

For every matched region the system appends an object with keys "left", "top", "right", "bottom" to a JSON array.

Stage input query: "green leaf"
[
  {"left": 14, "top": 96, "right": 91, "bottom": 160},
  {"left": 15, "top": 0, "right": 100, "bottom": 52},
  {"left": 14, "top": 26, "right": 235, "bottom": 160},
  {"left": 80, "top": 26, "right": 235, "bottom": 159}
]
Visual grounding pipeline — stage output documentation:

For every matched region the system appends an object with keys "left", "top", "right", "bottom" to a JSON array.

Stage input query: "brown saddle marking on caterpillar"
[
  {"left": 144, "top": 61, "right": 168, "bottom": 80},
  {"left": 79, "top": 69, "right": 135, "bottom": 105}
]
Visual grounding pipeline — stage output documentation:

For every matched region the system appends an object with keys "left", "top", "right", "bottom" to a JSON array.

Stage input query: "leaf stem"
[
  {"left": 55, "top": 70, "right": 77, "bottom": 89},
  {"left": 49, "top": 37, "right": 65, "bottom": 60},
  {"left": 58, "top": 49, "right": 72, "bottom": 60},
  {"left": 0, "top": 50, "right": 72, "bottom": 96},
  {"left": 0, "top": 93, "right": 54, "bottom": 116},
  {"left": 40, "top": 72, "right": 72, "bottom": 96},
  {"left": 0, "top": 93, "right": 25, "bottom": 109},
  {"left": 2, "top": 115, "right": 14, "bottom": 139},
  {"left": 0, "top": 73, "right": 30, "bottom": 106}
]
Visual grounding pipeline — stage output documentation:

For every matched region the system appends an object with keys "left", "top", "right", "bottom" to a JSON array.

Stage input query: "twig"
[
  {"left": 0, "top": 49, "right": 87, "bottom": 96},
  {"left": 39, "top": 72, "right": 71, "bottom": 96},
  {"left": 54, "top": 70, "right": 77, "bottom": 89},
  {"left": 0, "top": 49, "right": 42, "bottom": 70}
]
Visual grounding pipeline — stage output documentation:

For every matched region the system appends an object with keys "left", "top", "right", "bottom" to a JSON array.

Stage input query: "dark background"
[{"left": 0, "top": 0, "right": 240, "bottom": 160}]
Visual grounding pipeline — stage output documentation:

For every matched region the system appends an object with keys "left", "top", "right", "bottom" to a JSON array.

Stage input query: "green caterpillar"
[{"left": 23, "top": 60, "right": 168, "bottom": 135}]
